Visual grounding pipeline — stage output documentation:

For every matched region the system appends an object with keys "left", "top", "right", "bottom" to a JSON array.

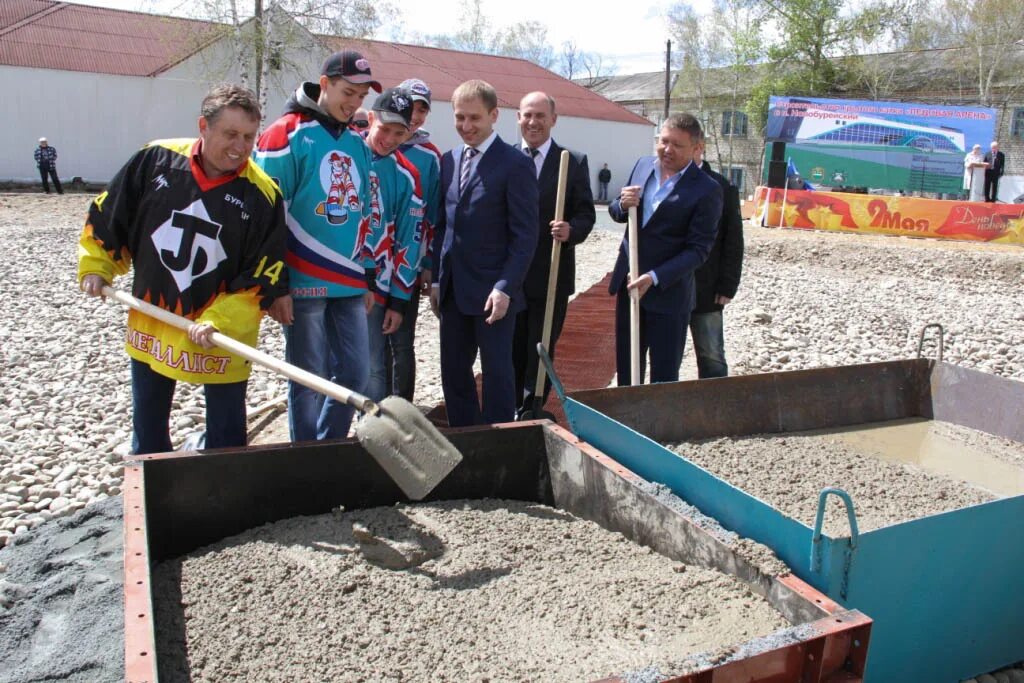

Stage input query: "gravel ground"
[
  {"left": 2, "top": 193, "right": 1023, "bottom": 546},
  {"left": 153, "top": 499, "right": 789, "bottom": 682},
  {"left": 666, "top": 418, "right": 1024, "bottom": 536},
  {"left": 2, "top": 193, "right": 1023, "bottom": 681},
  {"left": 0, "top": 497, "right": 123, "bottom": 683}
]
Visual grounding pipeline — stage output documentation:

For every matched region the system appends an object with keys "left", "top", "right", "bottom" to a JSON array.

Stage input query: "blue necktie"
[{"left": 460, "top": 147, "right": 479, "bottom": 195}]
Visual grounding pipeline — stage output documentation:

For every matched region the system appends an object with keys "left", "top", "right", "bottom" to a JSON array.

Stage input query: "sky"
[{"left": 63, "top": 0, "right": 713, "bottom": 74}]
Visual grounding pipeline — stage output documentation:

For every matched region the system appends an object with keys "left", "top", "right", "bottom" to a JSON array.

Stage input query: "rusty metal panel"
[
  {"left": 569, "top": 360, "right": 933, "bottom": 442},
  {"left": 128, "top": 423, "right": 870, "bottom": 682},
  {"left": 930, "top": 362, "right": 1024, "bottom": 443}
]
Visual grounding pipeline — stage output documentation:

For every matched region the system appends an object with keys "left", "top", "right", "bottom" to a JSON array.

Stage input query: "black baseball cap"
[
  {"left": 399, "top": 78, "right": 432, "bottom": 109},
  {"left": 321, "top": 49, "right": 382, "bottom": 92},
  {"left": 372, "top": 88, "right": 414, "bottom": 129}
]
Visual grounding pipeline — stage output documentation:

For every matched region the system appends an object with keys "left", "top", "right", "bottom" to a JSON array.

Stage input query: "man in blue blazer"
[
  {"left": 609, "top": 113, "right": 722, "bottom": 385},
  {"left": 430, "top": 80, "right": 539, "bottom": 426}
]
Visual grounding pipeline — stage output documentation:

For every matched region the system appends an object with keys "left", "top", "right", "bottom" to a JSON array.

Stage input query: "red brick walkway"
[{"left": 427, "top": 273, "right": 618, "bottom": 426}]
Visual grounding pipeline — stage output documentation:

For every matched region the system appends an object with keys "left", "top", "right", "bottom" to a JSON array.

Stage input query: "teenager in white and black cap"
[
  {"left": 387, "top": 78, "right": 442, "bottom": 402},
  {"left": 253, "top": 49, "right": 385, "bottom": 442},
  {"left": 360, "top": 87, "right": 427, "bottom": 403}
]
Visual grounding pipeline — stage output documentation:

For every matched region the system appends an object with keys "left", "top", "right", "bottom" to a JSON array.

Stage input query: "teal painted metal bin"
[{"left": 546, "top": 357, "right": 1024, "bottom": 682}]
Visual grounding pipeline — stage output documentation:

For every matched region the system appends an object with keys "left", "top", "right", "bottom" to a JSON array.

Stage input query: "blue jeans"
[
  {"left": 130, "top": 359, "right": 246, "bottom": 454},
  {"left": 689, "top": 310, "right": 728, "bottom": 378},
  {"left": 598, "top": 181, "right": 609, "bottom": 201},
  {"left": 285, "top": 296, "right": 369, "bottom": 442}
]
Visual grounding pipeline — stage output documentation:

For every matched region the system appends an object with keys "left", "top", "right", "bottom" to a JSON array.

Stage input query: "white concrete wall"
[
  {"left": 2, "top": 61, "right": 654, "bottom": 192},
  {"left": 0, "top": 67, "right": 207, "bottom": 182},
  {"left": 409, "top": 106, "right": 655, "bottom": 203}
]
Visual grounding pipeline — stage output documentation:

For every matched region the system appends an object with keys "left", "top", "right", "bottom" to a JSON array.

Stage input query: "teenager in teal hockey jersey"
[
  {"left": 389, "top": 78, "right": 442, "bottom": 401},
  {"left": 253, "top": 49, "right": 382, "bottom": 442},
  {"left": 362, "top": 87, "right": 426, "bottom": 402}
]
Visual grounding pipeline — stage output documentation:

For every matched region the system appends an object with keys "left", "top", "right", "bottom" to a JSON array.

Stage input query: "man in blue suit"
[
  {"left": 609, "top": 113, "right": 722, "bottom": 385},
  {"left": 430, "top": 80, "right": 539, "bottom": 426}
]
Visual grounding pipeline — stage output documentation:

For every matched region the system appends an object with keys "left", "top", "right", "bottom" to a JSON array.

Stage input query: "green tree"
[
  {"left": 944, "top": 0, "right": 1024, "bottom": 106},
  {"left": 745, "top": 0, "right": 913, "bottom": 132},
  {"left": 186, "top": 0, "right": 387, "bottom": 116}
]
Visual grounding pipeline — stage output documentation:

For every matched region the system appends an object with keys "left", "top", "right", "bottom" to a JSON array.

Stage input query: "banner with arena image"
[
  {"left": 754, "top": 186, "right": 1024, "bottom": 245},
  {"left": 766, "top": 96, "right": 997, "bottom": 194}
]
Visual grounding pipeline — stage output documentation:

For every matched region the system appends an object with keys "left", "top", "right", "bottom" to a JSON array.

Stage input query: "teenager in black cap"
[{"left": 253, "top": 49, "right": 384, "bottom": 442}]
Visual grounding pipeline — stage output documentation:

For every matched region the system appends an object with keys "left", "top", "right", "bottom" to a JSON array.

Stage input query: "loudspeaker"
[
  {"left": 770, "top": 141, "right": 786, "bottom": 163},
  {"left": 767, "top": 160, "right": 788, "bottom": 188}
]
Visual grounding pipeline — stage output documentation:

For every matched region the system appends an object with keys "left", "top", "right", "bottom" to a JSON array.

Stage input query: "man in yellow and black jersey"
[{"left": 78, "top": 84, "right": 287, "bottom": 454}]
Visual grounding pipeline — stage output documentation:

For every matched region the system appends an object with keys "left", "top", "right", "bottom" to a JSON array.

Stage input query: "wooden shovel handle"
[
  {"left": 627, "top": 206, "right": 640, "bottom": 386},
  {"left": 101, "top": 286, "right": 377, "bottom": 414},
  {"left": 534, "top": 150, "right": 571, "bottom": 399}
]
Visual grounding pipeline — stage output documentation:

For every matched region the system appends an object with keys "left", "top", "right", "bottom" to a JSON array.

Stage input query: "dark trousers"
[
  {"left": 439, "top": 291, "right": 516, "bottom": 427},
  {"left": 39, "top": 166, "right": 63, "bottom": 194},
  {"left": 984, "top": 173, "right": 1000, "bottom": 203},
  {"left": 385, "top": 286, "right": 420, "bottom": 401},
  {"left": 689, "top": 310, "right": 728, "bottom": 378},
  {"left": 130, "top": 359, "right": 247, "bottom": 454},
  {"left": 512, "top": 292, "right": 569, "bottom": 413},
  {"left": 614, "top": 292, "right": 688, "bottom": 386}
]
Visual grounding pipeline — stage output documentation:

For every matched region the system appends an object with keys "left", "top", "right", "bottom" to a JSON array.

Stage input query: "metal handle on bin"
[
  {"left": 810, "top": 487, "right": 860, "bottom": 573},
  {"left": 916, "top": 323, "right": 944, "bottom": 362}
]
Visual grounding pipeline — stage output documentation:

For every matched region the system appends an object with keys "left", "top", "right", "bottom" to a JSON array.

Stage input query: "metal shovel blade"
[{"left": 355, "top": 396, "right": 463, "bottom": 500}]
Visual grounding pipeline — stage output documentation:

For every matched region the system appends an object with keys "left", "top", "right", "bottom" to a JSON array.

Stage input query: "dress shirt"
[
  {"left": 640, "top": 160, "right": 691, "bottom": 287},
  {"left": 521, "top": 137, "right": 552, "bottom": 178}
]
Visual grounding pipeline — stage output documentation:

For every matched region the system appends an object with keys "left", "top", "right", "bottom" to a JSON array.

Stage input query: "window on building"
[
  {"left": 728, "top": 167, "right": 744, "bottom": 191},
  {"left": 721, "top": 110, "right": 748, "bottom": 137},
  {"left": 1012, "top": 108, "right": 1024, "bottom": 139}
]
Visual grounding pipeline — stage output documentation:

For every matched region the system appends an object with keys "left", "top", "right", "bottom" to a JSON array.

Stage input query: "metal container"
[
  {"left": 123, "top": 422, "right": 870, "bottom": 682},
  {"left": 554, "top": 358, "right": 1024, "bottom": 682}
]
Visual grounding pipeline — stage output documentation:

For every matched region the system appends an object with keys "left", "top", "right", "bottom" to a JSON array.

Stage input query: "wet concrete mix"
[{"left": 153, "top": 499, "right": 791, "bottom": 682}]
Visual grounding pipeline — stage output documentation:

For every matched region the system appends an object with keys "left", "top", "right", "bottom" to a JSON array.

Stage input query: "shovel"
[
  {"left": 628, "top": 205, "right": 641, "bottom": 386},
  {"left": 100, "top": 286, "right": 462, "bottom": 500},
  {"left": 520, "top": 150, "right": 571, "bottom": 421}
]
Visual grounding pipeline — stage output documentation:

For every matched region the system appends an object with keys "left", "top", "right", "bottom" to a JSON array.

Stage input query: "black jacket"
[
  {"left": 693, "top": 161, "right": 744, "bottom": 314},
  {"left": 984, "top": 150, "right": 1005, "bottom": 178},
  {"left": 523, "top": 141, "right": 595, "bottom": 299},
  {"left": 598, "top": 167, "right": 611, "bottom": 183}
]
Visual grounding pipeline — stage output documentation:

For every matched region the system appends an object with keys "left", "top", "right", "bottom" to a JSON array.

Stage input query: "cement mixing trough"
[
  {"left": 123, "top": 422, "right": 871, "bottom": 682},
  {"left": 553, "top": 357, "right": 1024, "bottom": 682}
]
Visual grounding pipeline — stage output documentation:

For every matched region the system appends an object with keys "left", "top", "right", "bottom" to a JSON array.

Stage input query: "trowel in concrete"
[{"left": 99, "top": 286, "right": 462, "bottom": 500}]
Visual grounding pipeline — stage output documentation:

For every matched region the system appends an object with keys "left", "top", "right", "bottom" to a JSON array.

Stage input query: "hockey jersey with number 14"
[{"left": 77, "top": 138, "right": 288, "bottom": 384}]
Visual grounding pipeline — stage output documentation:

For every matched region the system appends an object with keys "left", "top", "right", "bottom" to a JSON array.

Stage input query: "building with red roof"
[{"left": 1, "top": 1, "right": 653, "bottom": 186}]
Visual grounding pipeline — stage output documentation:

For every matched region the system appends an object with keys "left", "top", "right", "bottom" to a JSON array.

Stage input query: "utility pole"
[{"left": 664, "top": 39, "right": 671, "bottom": 120}]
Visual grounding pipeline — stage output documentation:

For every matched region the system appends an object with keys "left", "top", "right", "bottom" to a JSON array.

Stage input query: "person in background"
[
  {"left": 597, "top": 163, "right": 611, "bottom": 202},
  {"left": 984, "top": 141, "right": 1005, "bottom": 203},
  {"left": 430, "top": 80, "right": 538, "bottom": 426},
  {"left": 513, "top": 91, "right": 594, "bottom": 415},
  {"left": 350, "top": 108, "right": 370, "bottom": 132},
  {"left": 608, "top": 113, "right": 721, "bottom": 385},
  {"left": 34, "top": 137, "right": 63, "bottom": 194},
  {"left": 78, "top": 84, "right": 287, "bottom": 453},
  {"left": 384, "top": 78, "right": 441, "bottom": 402},
  {"left": 253, "top": 49, "right": 381, "bottom": 442},
  {"left": 963, "top": 144, "right": 987, "bottom": 203},
  {"left": 690, "top": 140, "right": 743, "bottom": 379}
]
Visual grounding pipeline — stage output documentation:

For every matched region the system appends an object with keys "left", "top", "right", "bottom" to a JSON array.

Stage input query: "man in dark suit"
[
  {"left": 984, "top": 141, "right": 1005, "bottom": 203},
  {"left": 609, "top": 113, "right": 721, "bottom": 385},
  {"left": 430, "top": 80, "right": 539, "bottom": 426},
  {"left": 690, "top": 142, "right": 743, "bottom": 378},
  {"left": 512, "top": 91, "right": 595, "bottom": 415}
]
